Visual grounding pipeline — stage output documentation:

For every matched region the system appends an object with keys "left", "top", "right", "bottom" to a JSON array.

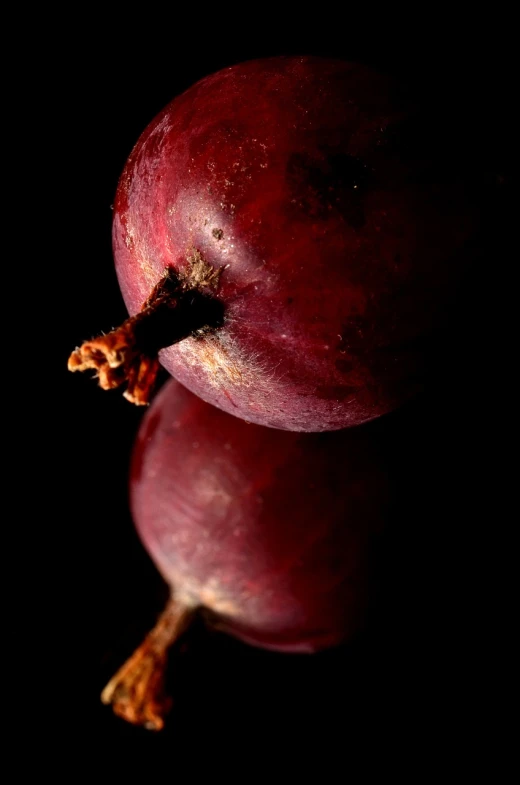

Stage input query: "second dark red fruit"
[
  {"left": 101, "top": 378, "right": 390, "bottom": 729},
  {"left": 131, "top": 379, "right": 389, "bottom": 652}
]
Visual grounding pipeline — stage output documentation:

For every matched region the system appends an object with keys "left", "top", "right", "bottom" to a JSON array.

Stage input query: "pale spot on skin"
[
  {"left": 175, "top": 576, "right": 241, "bottom": 618},
  {"left": 176, "top": 333, "right": 246, "bottom": 388}
]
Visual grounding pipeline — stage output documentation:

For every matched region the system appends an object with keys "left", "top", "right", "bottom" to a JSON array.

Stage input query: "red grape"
[
  {"left": 70, "top": 56, "right": 479, "bottom": 430},
  {"left": 102, "top": 378, "right": 389, "bottom": 729}
]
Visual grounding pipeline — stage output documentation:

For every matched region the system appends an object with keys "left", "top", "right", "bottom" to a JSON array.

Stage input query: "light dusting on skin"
[
  {"left": 190, "top": 467, "right": 234, "bottom": 510},
  {"left": 175, "top": 332, "right": 246, "bottom": 387},
  {"left": 174, "top": 329, "right": 281, "bottom": 400}
]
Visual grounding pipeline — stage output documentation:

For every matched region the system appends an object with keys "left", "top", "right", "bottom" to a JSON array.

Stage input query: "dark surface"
[{"left": 29, "top": 24, "right": 515, "bottom": 766}]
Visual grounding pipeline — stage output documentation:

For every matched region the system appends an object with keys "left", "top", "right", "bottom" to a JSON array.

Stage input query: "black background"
[{"left": 27, "top": 18, "right": 515, "bottom": 768}]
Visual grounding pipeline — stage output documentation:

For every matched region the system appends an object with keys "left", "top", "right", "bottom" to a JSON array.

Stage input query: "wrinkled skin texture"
[
  {"left": 131, "top": 379, "right": 389, "bottom": 652},
  {"left": 114, "top": 56, "right": 477, "bottom": 430}
]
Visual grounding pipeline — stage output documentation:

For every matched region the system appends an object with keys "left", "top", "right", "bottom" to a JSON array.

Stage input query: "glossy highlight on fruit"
[
  {"left": 102, "top": 378, "right": 389, "bottom": 729},
  {"left": 71, "top": 56, "right": 479, "bottom": 430}
]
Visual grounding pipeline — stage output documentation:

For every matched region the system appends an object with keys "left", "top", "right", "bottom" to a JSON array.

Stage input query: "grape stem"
[
  {"left": 68, "top": 260, "right": 225, "bottom": 405},
  {"left": 101, "top": 595, "right": 196, "bottom": 731}
]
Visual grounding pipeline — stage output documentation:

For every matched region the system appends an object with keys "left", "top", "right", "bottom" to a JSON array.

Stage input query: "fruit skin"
[
  {"left": 130, "top": 378, "right": 389, "bottom": 653},
  {"left": 113, "top": 56, "right": 477, "bottom": 431}
]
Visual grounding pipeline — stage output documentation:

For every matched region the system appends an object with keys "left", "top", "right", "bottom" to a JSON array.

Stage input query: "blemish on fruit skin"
[
  {"left": 182, "top": 249, "right": 224, "bottom": 289},
  {"left": 335, "top": 358, "right": 355, "bottom": 374}
]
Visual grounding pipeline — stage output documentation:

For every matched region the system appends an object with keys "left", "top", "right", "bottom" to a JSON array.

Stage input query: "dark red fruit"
[
  {"left": 71, "top": 56, "right": 478, "bottom": 430},
  {"left": 102, "top": 378, "right": 389, "bottom": 729}
]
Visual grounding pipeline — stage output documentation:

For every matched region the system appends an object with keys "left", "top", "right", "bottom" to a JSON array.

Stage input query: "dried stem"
[
  {"left": 68, "top": 260, "right": 224, "bottom": 405},
  {"left": 101, "top": 595, "right": 196, "bottom": 731}
]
